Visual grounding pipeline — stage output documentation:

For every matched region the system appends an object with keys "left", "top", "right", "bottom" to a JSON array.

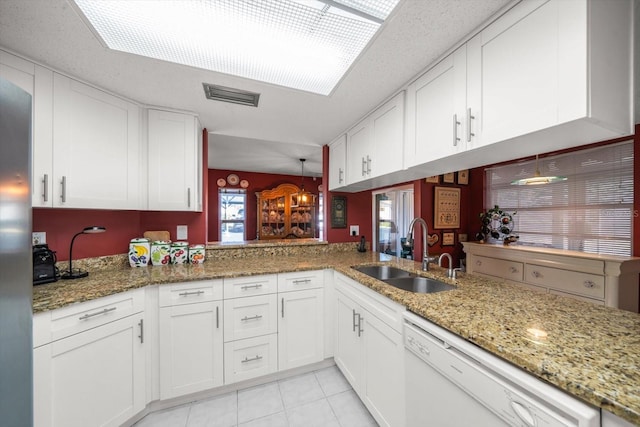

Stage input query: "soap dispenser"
[{"left": 357, "top": 236, "right": 366, "bottom": 253}]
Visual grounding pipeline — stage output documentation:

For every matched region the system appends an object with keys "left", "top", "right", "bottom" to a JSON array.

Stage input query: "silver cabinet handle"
[
  {"left": 42, "top": 174, "right": 48, "bottom": 202},
  {"left": 79, "top": 306, "right": 116, "bottom": 321},
  {"left": 216, "top": 306, "right": 219, "bottom": 329},
  {"left": 476, "top": 260, "right": 482, "bottom": 266},
  {"left": 241, "top": 355, "right": 263, "bottom": 363},
  {"left": 292, "top": 279, "right": 311, "bottom": 285},
  {"left": 281, "top": 297, "right": 285, "bottom": 318},
  {"left": 338, "top": 168, "right": 344, "bottom": 184},
  {"left": 366, "top": 155, "right": 371, "bottom": 175},
  {"left": 60, "top": 176, "right": 66, "bottom": 203},
  {"left": 187, "top": 187, "right": 191, "bottom": 208},
  {"left": 583, "top": 280, "right": 596, "bottom": 288},
  {"left": 453, "top": 114, "right": 461, "bottom": 146},
  {"left": 138, "top": 319, "right": 144, "bottom": 343},
  {"left": 361, "top": 157, "right": 367, "bottom": 177},
  {"left": 466, "top": 108, "right": 475, "bottom": 142},
  {"left": 179, "top": 290, "right": 205, "bottom": 297},
  {"left": 357, "top": 314, "right": 363, "bottom": 337},
  {"left": 509, "top": 267, "right": 519, "bottom": 273},
  {"left": 532, "top": 271, "right": 542, "bottom": 278},
  {"left": 241, "top": 284, "right": 263, "bottom": 290},
  {"left": 352, "top": 309, "right": 357, "bottom": 332},
  {"left": 241, "top": 314, "right": 263, "bottom": 322}
]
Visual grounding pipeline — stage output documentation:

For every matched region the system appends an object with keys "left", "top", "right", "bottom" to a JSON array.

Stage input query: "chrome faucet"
[
  {"left": 406, "top": 217, "right": 437, "bottom": 271},
  {"left": 438, "top": 253, "right": 453, "bottom": 278}
]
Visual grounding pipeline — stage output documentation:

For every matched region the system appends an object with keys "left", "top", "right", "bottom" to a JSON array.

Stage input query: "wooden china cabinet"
[{"left": 256, "top": 183, "right": 316, "bottom": 239}]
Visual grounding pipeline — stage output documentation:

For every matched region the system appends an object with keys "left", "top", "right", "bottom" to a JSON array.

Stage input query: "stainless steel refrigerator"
[{"left": 0, "top": 76, "right": 33, "bottom": 426}]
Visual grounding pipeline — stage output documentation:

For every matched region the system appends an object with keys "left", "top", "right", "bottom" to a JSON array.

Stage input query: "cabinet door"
[
  {"left": 147, "top": 109, "right": 199, "bottom": 211},
  {"left": 158, "top": 301, "right": 223, "bottom": 399},
  {"left": 371, "top": 91, "right": 404, "bottom": 177},
  {"left": 405, "top": 51, "right": 465, "bottom": 168},
  {"left": 328, "top": 134, "right": 347, "bottom": 190},
  {"left": 34, "top": 315, "right": 145, "bottom": 427},
  {"left": 278, "top": 288, "right": 324, "bottom": 370},
  {"left": 334, "top": 290, "right": 363, "bottom": 391},
  {"left": 345, "top": 118, "right": 371, "bottom": 185},
  {"left": 52, "top": 73, "right": 141, "bottom": 209},
  {"left": 361, "top": 312, "right": 405, "bottom": 427}
]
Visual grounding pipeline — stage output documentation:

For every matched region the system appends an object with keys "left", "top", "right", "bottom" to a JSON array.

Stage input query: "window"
[
  {"left": 485, "top": 141, "right": 634, "bottom": 256},
  {"left": 373, "top": 185, "right": 414, "bottom": 256},
  {"left": 220, "top": 189, "right": 246, "bottom": 243}
]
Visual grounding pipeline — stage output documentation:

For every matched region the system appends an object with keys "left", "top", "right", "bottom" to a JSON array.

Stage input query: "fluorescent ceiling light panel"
[{"left": 73, "top": 0, "right": 400, "bottom": 95}]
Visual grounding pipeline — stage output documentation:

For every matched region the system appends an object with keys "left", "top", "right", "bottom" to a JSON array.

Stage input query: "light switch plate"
[
  {"left": 177, "top": 225, "right": 188, "bottom": 240},
  {"left": 350, "top": 225, "right": 359, "bottom": 236},
  {"left": 32, "top": 232, "right": 46, "bottom": 245}
]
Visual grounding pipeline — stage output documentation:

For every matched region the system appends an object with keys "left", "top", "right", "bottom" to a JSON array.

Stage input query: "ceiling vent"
[{"left": 203, "top": 83, "right": 260, "bottom": 107}]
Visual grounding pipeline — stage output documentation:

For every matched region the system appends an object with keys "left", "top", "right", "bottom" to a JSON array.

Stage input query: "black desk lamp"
[{"left": 61, "top": 226, "right": 106, "bottom": 280}]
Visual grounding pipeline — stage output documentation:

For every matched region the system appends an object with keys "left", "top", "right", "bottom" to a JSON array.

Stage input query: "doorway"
[{"left": 373, "top": 185, "right": 414, "bottom": 256}]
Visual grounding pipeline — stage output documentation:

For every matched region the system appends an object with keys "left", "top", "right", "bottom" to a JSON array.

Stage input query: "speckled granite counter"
[{"left": 33, "top": 250, "right": 640, "bottom": 425}]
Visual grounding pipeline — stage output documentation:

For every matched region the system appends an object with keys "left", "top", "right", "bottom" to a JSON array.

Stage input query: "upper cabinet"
[
  {"left": 147, "top": 109, "right": 202, "bottom": 212},
  {"left": 328, "top": 134, "right": 346, "bottom": 191},
  {"left": 345, "top": 91, "right": 405, "bottom": 188},
  {"left": 51, "top": 73, "right": 142, "bottom": 209}
]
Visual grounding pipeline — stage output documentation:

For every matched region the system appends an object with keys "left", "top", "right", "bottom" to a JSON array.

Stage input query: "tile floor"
[{"left": 134, "top": 366, "right": 378, "bottom": 427}]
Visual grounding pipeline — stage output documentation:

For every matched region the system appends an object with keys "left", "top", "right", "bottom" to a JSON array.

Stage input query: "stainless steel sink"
[
  {"left": 352, "top": 265, "right": 413, "bottom": 280},
  {"left": 384, "top": 276, "right": 456, "bottom": 294}
]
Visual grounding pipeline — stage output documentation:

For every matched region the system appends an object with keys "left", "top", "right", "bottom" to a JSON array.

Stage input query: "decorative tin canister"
[
  {"left": 170, "top": 242, "right": 189, "bottom": 264},
  {"left": 150, "top": 241, "right": 171, "bottom": 266},
  {"left": 129, "top": 238, "right": 150, "bottom": 267},
  {"left": 189, "top": 245, "right": 206, "bottom": 264}
]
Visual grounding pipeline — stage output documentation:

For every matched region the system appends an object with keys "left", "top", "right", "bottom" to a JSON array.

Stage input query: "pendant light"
[
  {"left": 297, "top": 158, "right": 315, "bottom": 207},
  {"left": 511, "top": 155, "right": 567, "bottom": 186}
]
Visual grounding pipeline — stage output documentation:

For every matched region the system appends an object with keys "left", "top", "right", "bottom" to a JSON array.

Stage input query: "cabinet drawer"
[
  {"left": 278, "top": 270, "right": 324, "bottom": 292},
  {"left": 224, "top": 274, "right": 277, "bottom": 298},
  {"left": 224, "top": 334, "right": 278, "bottom": 384},
  {"left": 525, "top": 265, "right": 604, "bottom": 300},
  {"left": 49, "top": 289, "right": 144, "bottom": 342},
  {"left": 471, "top": 255, "right": 523, "bottom": 282},
  {"left": 159, "top": 279, "right": 223, "bottom": 307},
  {"left": 223, "top": 294, "right": 278, "bottom": 342}
]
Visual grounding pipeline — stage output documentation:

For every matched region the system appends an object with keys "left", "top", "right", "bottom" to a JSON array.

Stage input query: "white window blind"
[{"left": 485, "top": 141, "right": 634, "bottom": 256}]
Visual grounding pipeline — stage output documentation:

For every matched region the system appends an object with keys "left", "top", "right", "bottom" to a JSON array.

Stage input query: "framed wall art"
[
  {"left": 331, "top": 196, "right": 347, "bottom": 228},
  {"left": 457, "top": 169, "right": 469, "bottom": 185},
  {"left": 434, "top": 187, "right": 461, "bottom": 229},
  {"left": 443, "top": 172, "right": 455, "bottom": 184},
  {"left": 442, "top": 231, "right": 455, "bottom": 246},
  {"left": 425, "top": 176, "right": 440, "bottom": 184}
]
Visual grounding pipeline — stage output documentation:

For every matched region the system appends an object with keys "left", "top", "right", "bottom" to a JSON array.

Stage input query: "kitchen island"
[{"left": 33, "top": 242, "right": 640, "bottom": 425}]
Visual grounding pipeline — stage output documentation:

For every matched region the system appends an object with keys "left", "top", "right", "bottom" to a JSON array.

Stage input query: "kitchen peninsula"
[{"left": 33, "top": 241, "right": 640, "bottom": 426}]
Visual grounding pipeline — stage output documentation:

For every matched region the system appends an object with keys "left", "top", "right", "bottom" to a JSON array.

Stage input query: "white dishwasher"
[{"left": 404, "top": 312, "right": 600, "bottom": 427}]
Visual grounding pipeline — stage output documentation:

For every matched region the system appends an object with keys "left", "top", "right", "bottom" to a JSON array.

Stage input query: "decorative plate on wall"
[
  {"left": 227, "top": 174, "right": 240, "bottom": 186},
  {"left": 217, "top": 178, "right": 226, "bottom": 187},
  {"left": 240, "top": 179, "right": 249, "bottom": 188}
]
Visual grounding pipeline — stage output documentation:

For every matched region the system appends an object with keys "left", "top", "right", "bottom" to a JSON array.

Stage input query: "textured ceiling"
[{"left": 0, "top": 0, "right": 512, "bottom": 176}]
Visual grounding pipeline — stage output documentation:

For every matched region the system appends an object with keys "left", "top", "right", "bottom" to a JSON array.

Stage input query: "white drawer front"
[
  {"left": 159, "top": 280, "right": 223, "bottom": 307},
  {"left": 472, "top": 255, "right": 524, "bottom": 282},
  {"left": 224, "top": 274, "right": 277, "bottom": 299},
  {"left": 223, "top": 294, "right": 277, "bottom": 342},
  {"left": 525, "top": 265, "right": 605, "bottom": 300},
  {"left": 50, "top": 289, "right": 144, "bottom": 342},
  {"left": 224, "top": 334, "right": 277, "bottom": 384},
  {"left": 278, "top": 270, "right": 324, "bottom": 292}
]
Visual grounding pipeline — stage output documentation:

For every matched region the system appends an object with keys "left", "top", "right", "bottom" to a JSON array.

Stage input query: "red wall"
[
  {"left": 32, "top": 129, "right": 210, "bottom": 261},
  {"left": 207, "top": 169, "right": 323, "bottom": 242}
]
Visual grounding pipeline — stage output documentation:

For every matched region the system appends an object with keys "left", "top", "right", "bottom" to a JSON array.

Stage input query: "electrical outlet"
[
  {"left": 32, "top": 232, "right": 46, "bottom": 245},
  {"left": 350, "top": 225, "right": 359, "bottom": 236},
  {"left": 176, "top": 225, "right": 188, "bottom": 240}
]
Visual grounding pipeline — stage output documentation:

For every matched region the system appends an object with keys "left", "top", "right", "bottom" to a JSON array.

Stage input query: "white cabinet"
[
  {"left": 158, "top": 281, "right": 224, "bottom": 399},
  {"left": 405, "top": 46, "right": 469, "bottom": 168},
  {"left": 462, "top": 242, "right": 640, "bottom": 312},
  {"left": 334, "top": 273, "right": 405, "bottom": 427},
  {"left": 346, "top": 92, "right": 404, "bottom": 186},
  {"left": 33, "top": 290, "right": 145, "bottom": 427},
  {"left": 52, "top": 73, "right": 142, "bottom": 209},
  {"left": 278, "top": 270, "right": 324, "bottom": 370},
  {"left": 147, "top": 109, "right": 202, "bottom": 211},
  {"left": 328, "top": 134, "right": 346, "bottom": 190}
]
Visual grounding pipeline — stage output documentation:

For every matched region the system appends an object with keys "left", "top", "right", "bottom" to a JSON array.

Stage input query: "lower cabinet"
[
  {"left": 334, "top": 273, "right": 405, "bottom": 427},
  {"left": 34, "top": 313, "right": 145, "bottom": 427}
]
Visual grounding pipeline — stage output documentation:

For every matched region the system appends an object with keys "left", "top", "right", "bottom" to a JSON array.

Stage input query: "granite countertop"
[{"left": 33, "top": 252, "right": 640, "bottom": 425}]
